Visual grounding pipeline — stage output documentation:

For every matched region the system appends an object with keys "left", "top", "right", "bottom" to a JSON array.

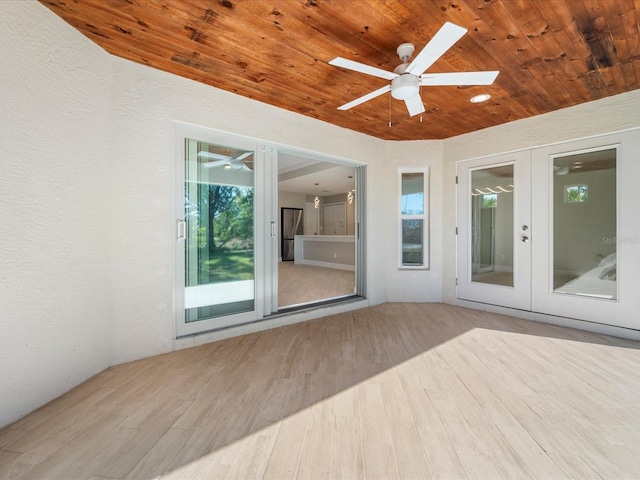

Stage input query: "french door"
[
  {"left": 457, "top": 130, "right": 640, "bottom": 330},
  {"left": 457, "top": 151, "right": 531, "bottom": 310}
]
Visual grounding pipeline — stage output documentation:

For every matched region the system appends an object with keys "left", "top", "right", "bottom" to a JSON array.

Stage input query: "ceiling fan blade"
[
  {"left": 404, "top": 95, "right": 425, "bottom": 117},
  {"left": 203, "top": 159, "right": 230, "bottom": 168},
  {"left": 337, "top": 84, "right": 391, "bottom": 111},
  {"left": 198, "top": 151, "right": 232, "bottom": 161},
  {"left": 202, "top": 160, "right": 230, "bottom": 168},
  {"left": 420, "top": 71, "right": 499, "bottom": 86},
  {"left": 406, "top": 22, "right": 467, "bottom": 76},
  {"left": 234, "top": 151, "right": 253, "bottom": 161},
  {"left": 329, "top": 57, "right": 398, "bottom": 81}
]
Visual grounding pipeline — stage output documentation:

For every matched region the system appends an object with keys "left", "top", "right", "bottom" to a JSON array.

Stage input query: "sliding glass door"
[
  {"left": 176, "top": 125, "right": 259, "bottom": 336},
  {"left": 274, "top": 150, "right": 362, "bottom": 311},
  {"left": 175, "top": 123, "right": 367, "bottom": 337},
  {"left": 184, "top": 139, "right": 255, "bottom": 321}
]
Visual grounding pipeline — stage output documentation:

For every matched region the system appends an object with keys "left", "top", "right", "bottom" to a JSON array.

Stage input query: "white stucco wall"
[
  {"left": 442, "top": 89, "right": 640, "bottom": 303},
  {"left": 0, "top": 1, "right": 112, "bottom": 428},
  {"left": 383, "top": 140, "right": 444, "bottom": 301},
  {"left": 109, "top": 54, "right": 390, "bottom": 364}
]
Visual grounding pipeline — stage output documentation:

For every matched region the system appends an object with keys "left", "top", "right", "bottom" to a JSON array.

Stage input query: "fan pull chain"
[
  {"left": 420, "top": 86, "right": 423, "bottom": 122},
  {"left": 388, "top": 91, "right": 392, "bottom": 127}
]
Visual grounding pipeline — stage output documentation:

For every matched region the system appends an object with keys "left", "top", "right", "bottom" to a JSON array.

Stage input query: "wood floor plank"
[
  {"left": 458, "top": 453, "right": 503, "bottom": 480},
  {"left": 378, "top": 373, "right": 433, "bottom": 480},
  {"left": 2, "top": 303, "right": 640, "bottom": 479},
  {"left": 547, "top": 453, "right": 601, "bottom": 479},
  {"left": 331, "top": 415, "right": 364, "bottom": 480},
  {"left": 462, "top": 412, "right": 534, "bottom": 479},
  {"left": 124, "top": 428, "right": 193, "bottom": 480},
  {"left": 226, "top": 433, "right": 277, "bottom": 480},
  {"left": 18, "top": 412, "right": 128, "bottom": 480},
  {"left": 278, "top": 262, "right": 354, "bottom": 308},
  {"left": 96, "top": 401, "right": 190, "bottom": 479},
  {"left": 4, "top": 387, "right": 117, "bottom": 454},
  {"left": 397, "top": 372, "right": 467, "bottom": 479},
  {"left": 298, "top": 398, "right": 335, "bottom": 476},
  {"left": 262, "top": 411, "right": 308, "bottom": 480},
  {"left": 361, "top": 441, "right": 398, "bottom": 480}
]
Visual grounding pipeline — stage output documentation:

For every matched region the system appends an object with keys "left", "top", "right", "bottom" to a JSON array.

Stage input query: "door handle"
[
  {"left": 521, "top": 236, "right": 529, "bottom": 243},
  {"left": 177, "top": 219, "right": 186, "bottom": 241}
]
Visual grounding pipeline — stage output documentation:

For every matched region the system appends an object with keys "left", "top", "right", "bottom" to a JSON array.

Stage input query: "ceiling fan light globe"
[{"left": 391, "top": 75, "right": 420, "bottom": 100}]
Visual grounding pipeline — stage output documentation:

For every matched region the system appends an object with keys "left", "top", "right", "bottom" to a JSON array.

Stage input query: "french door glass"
[
  {"left": 551, "top": 148, "right": 617, "bottom": 299},
  {"left": 184, "top": 138, "right": 255, "bottom": 324},
  {"left": 470, "top": 165, "right": 514, "bottom": 287}
]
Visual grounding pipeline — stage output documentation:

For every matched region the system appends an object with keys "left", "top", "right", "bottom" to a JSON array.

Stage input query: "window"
[
  {"left": 564, "top": 184, "right": 588, "bottom": 203},
  {"left": 399, "top": 169, "right": 428, "bottom": 268},
  {"left": 482, "top": 193, "right": 497, "bottom": 208}
]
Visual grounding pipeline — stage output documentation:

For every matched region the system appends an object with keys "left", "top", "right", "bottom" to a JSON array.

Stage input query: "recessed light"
[{"left": 470, "top": 93, "right": 491, "bottom": 103}]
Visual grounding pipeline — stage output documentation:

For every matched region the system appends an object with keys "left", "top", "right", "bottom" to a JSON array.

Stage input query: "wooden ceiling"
[{"left": 40, "top": 0, "right": 640, "bottom": 141}]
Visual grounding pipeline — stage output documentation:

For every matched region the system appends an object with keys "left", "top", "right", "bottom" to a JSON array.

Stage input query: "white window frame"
[{"left": 398, "top": 167, "right": 429, "bottom": 269}]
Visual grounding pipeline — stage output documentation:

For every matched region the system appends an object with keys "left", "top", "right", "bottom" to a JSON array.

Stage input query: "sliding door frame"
[{"left": 175, "top": 122, "right": 367, "bottom": 338}]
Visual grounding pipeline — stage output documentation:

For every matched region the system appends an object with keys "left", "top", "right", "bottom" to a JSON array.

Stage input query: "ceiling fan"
[
  {"left": 329, "top": 22, "right": 499, "bottom": 117},
  {"left": 198, "top": 150, "right": 253, "bottom": 170}
]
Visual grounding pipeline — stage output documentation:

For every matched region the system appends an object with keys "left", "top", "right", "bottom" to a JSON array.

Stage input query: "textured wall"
[
  {"left": 383, "top": 140, "right": 444, "bottom": 302},
  {"left": 108, "top": 56, "right": 392, "bottom": 364},
  {"left": 0, "top": 2, "right": 112, "bottom": 428}
]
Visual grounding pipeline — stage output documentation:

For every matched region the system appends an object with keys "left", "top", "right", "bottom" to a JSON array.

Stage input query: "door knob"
[{"left": 521, "top": 236, "right": 529, "bottom": 243}]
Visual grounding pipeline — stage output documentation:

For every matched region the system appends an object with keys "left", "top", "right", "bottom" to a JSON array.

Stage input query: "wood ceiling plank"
[
  {"left": 472, "top": 0, "right": 578, "bottom": 112},
  {"left": 424, "top": 0, "right": 539, "bottom": 121},
  {"left": 598, "top": 0, "right": 640, "bottom": 90},
  {"left": 53, "top": 11, "right": 358, "bottom": 127},
  {"left": 44, "top": 1, "right": 356, "bottom": 120},
  {"left": 38, "top": 0, "right": 640, "bottom": 140},
  {"left": 516, "top": 1, "right": 592, "bottom": 105},
  {"left": 570, "top": 0, "right": 626, "bottom": 95}
]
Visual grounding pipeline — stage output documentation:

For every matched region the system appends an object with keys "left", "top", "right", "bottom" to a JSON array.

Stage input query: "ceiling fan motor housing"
[
  {"left": 396, "top": 43, "right": 415, "bottom": 62},
  {"left": 391, "top": 74, "right": 420, "bottom": 100}
]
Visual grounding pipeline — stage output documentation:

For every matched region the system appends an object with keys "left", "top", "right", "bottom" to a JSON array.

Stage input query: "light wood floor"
[
  {"left": 278, "top": 262, "right": 355, "bottom": 308},
  {"left": 2, "top": 303, "right": 640, "bottom": 479}
]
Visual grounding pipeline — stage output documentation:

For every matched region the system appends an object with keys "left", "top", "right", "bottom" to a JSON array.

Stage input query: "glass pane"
[
  {"left": 402, "top": 219, "right": 423, "bottom": 266},
  {"left": 401, "top": 173, "right": 424, "bottom": 215},
  {"left": 470, "top": 165, "right": 514, "bottom": 286},
  {"left": 185, "top": 139, "right": 255, "bottom": 322},
  {"left": 553, "top": 148, "right": 617, "bottom": 299}
]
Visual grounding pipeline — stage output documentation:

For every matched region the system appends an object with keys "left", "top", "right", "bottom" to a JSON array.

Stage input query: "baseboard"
[{"left": 453, "top": 299, "right": 640, "bottom": 342}]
